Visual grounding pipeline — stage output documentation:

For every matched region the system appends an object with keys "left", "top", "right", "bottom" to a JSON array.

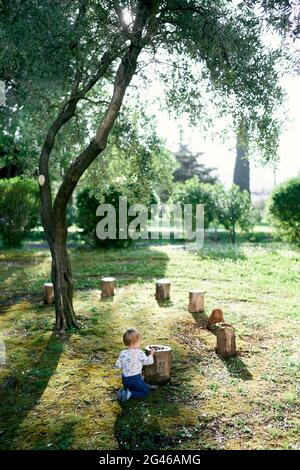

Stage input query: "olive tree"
[{"left": 0, "top": 0, "right": 285, "bottom": 329}]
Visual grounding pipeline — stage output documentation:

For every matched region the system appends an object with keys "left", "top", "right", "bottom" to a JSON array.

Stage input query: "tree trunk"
[
  {"left": 49, "top": 224, "right": 79, "bottom": 330},
  {"left": 38, "top": 0, "right": 158, "bottom": 330},
  {"left": 233, "top": 119, "right": 250, "bottom": 193},
  {"left": 232, "top": 225, "right": 236, "bottom": 244}
]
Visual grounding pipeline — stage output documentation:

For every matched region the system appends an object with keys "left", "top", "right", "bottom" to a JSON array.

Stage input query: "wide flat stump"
[{"left": 143, "top": 344, "right": 172, "bottom": 385}]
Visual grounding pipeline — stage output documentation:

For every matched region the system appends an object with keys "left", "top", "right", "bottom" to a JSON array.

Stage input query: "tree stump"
[
  {"left": 216, "top": 322, "right": 236, "bottom": 358},
  {"left": 143, "top": 345, "right": 172, "bottom": 385},
  {"left": 43, "top": 282, "right": 54, "bottom": 304},
  {"left": 155, "top": 279, "right": 171, "bottom": 301},
  {"left": 207, "top": 308, "right": 225, "bottom": 330},
  {"left": 101, "top": 277, "right": 116, "bottom": 298},
  {"left": 188, "top": 290, "right": 205, "bottom": 313},
  {"left": 0, "top": 339, "right": 6, "bottom": 366}
]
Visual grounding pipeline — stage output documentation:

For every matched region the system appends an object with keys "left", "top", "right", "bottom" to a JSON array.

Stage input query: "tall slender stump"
[{"left": 216, "top": 322, "right": 237, "bottom": 358}]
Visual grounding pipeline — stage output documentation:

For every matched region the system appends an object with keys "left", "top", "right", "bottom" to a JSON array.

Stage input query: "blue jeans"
[{"left": 122, "top": 374, "right": 149, "bottom": 399}]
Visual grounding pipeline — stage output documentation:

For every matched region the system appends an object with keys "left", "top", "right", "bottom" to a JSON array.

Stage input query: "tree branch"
[
  {"left": 113, "top": 0, "right": 132, "bottom": 38},
  {"left": 38, "top": 47, "right": 121, "bottom": 240},
  {"left": 81, "top": 97, "right": 110, "bottom": 106},
  {"left": 53, "top": 0, "right": 159, "bottom": 222}
]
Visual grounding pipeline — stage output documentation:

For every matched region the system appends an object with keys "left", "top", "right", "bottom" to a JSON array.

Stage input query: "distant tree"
[
  {"left": 214, "top": 184, "right": 253, "bottom": 244},
  {"left": 172, "top": 177, "right": 216, "bottom": 228},
  {"left": 233, "top": 119, "right": 250, "bottom": 194},
  {"left": 173, "top": 143, "right": 218, "bottom": 184}
]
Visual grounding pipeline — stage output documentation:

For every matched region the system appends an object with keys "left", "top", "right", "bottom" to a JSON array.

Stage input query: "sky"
[
  {"left": 153, "top": 73, "right": 300, "bottom": 195},
  {"left": 142, "top": 11, "right": 300, "bottom": 197}
]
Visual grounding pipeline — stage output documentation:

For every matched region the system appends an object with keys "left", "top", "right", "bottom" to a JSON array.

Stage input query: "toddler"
[{"left": 115, "top": 328, "right": 155, "bottom": 402}]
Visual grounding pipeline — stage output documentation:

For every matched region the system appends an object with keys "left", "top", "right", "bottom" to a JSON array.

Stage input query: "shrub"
[
  {"left": 213, "top": 185, "right": 253, "bottom": 244},
  {"left": 268, "top": 177, "right": 300, "bottom": 245},
  {"left": 172, "top": 177, "right": 217, "bottom": 228},
  {"left": 252, "top": 198, "right": 265, "bottom": 225},
  {"left": 76, "top": 187, "right": 136, "bottom": 247},
  {"left": 0, "top": 177, "right": 40, "bottom": 247}
]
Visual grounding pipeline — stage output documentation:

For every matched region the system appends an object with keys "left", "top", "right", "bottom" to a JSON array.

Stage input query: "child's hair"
[{"left": 123, "top": 328, "right": 141, "bottom": 346}]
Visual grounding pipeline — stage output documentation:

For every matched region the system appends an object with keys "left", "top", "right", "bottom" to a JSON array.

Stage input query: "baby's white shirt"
[{"left": 115, "top": 348, "right": 154, "bottom": 377}]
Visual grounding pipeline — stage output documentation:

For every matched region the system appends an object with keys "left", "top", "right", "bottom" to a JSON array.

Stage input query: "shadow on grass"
[
  {"left": 0, "top": 333, "right": 65, "bottom": 449},
  {"left": 191, "top": 310, "right": 210, "bottom": 329},
  {"left": 114, "top": 389, "right": 181, "bottom": 450},
  {"left": 0, "top": 244, "right": 171, "bottom": 449},
  {"left": 113, "top": 351, "right": 232, "bottom": 450},
  {"left": 71, "top": 245, "right": 170, "bottom": 291},
  {"left": 32, "top": 420, "right": 78, "bottom": 450},
  {"left": 156, "top": 300, "right": 174, "bottom": 308},
  {"left": 0, "top": 245, "right": 170, "bottom": 309},
  {"left": 220, "top": 356, "right": 253, "bottom": 381},
  {"left": 205, "top": 229, "right": 277, "bottom": 245}
]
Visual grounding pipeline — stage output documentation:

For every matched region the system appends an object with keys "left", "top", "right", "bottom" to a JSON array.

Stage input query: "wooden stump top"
[
  {"left": 189, "top": 289, "right": 206, "bottom": 294},
  {"left": 101, "top": 277, "right": 116, "bottom": 282},
  {"left": 156, "top": 278, "right": 171, "bottom": 285},
  {"left": 145, "top": 344, "right": 172, "bottom": 353},
  {"left": 44, "top": 282, "right": 53, "bottom": 287},
  {"left": 215, "top": 322, "right": 233, "bottom": 330}
]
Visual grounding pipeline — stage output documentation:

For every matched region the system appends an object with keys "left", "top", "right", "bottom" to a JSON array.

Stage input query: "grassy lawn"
[{"left": 1, "top": 229, "right": 300, "bottom": 450}]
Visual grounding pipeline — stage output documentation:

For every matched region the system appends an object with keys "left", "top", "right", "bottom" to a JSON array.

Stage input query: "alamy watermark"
[
  {"left": 95, "top": 196, "right": 205, "bottom": 250},
  {"left": 0, "top": 80, "right": 5, "bottom": 106}
]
